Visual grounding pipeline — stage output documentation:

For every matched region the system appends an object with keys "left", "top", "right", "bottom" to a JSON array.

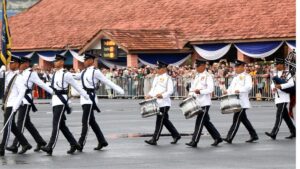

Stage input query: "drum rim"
[
  {"left": 220, "top": 94, "right": 239, "bottom": 99},
  {"left": 179, "top": 97, "right": 196, "bottom": 107},
  {"left": 139, "top": 98, "right": 157, "bottom": 105}
]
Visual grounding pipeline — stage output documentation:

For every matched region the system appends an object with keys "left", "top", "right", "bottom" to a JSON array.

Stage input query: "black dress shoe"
[
  {"left": 170, "top": 136, "right": 181, "bottom": 144},
  {"left": 223, "top": 138, "right": 232, "bottom": 144},
  {"left": 75, "top": 144, "right": 82, "bottom": 151},
  {"left": 34, "top": 142, "right": 47, "bottom": 152},
  {"left": 246, "top": 136, "right": 259, "bottom": 143},
  {"left": 144, "top": 139, "right": 157, "bottom": 146},
  {"left": 41, "top": 146, "right": 53, "bottom": 156},
  {"left": 0, "top": 148, "right": 4, "bottom": 156},
  {"left": 185, "top": 141, "right": 197, "bottom": 147},
  {"left": 6, "top": 145, "right": 18, "bottom": 153},
  {"left": 211, "top": 138, "right": 223, "bottom": 146},
  {"left": 18, "top": 144, "right": 32, "bottom": 154},
  {"left": 77, "top": 143, "right": 83, "bottom": 152},
  {"left": 265, "top": 132, "right": 276, "bottom": 140},
  {"left": 285, "top": 133, "right": 296, "bottom": 139},
  {"left": 67, "top": 145, "right": 77, "bottom": 154},
  {"left": 94, "top": 142, "right": 108, "bottom": 150}
]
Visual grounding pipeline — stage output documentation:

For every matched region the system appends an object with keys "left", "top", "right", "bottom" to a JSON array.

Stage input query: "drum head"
[{"left": 179, "top": 97, "right": 193, "bottom": 107}]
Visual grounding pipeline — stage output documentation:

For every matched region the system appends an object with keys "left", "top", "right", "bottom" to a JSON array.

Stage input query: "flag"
[{"left": 0, "top": 0, "right": 11, "bottom": 65}]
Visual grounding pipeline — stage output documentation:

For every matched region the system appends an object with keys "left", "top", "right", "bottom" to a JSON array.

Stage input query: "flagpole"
[{"left": 1, "top": 0, "right": 11, "bottom": 107}]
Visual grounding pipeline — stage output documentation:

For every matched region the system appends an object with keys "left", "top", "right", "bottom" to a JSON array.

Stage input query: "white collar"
[
  {"left": 197, "top": 70, "right": 207, "bottom": 75},
  {"left": 57, "top": 68, "right": 64, "bottom": 72},
  {"left": 87, "top": 66, "right": 95, "bottom": 69},
  {"left": 25, "top": 67, "right": 31, "bottom": 72},
  {"left": 237, "top": 71, "right": 245, "bottom": 76}
]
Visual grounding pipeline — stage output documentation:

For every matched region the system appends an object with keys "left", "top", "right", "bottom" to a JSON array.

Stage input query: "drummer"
[
  {"left": 223, "top": 60, "right": 259, "bottom": 144},
  {"left": 144, "top": 61, "right": 181, "bottom": 146},
  {"left": 265, "top": 58, "right": 295, "bottom": 140},
  {"left": 186, "top": 59, "right": 223, "bottom": 148}
]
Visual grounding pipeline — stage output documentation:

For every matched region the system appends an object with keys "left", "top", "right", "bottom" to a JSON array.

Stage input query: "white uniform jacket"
[
  {"left": 271, "top": 70, "right": 294, "bottom": 104},
  {"left": 51, "top": 68, "right": 88, "bottom": 107},
  {"left": 21, "top": 68, "right": 53, "bottom": 105},
  {"left": 73, "top": 66, "right": 124, "bottom": 105},
  {"left": 148, "top": 73, "right": 174, "bottom": 107},
  {"left": 227, "top": 72, "right": 252, "bottom": 109},
  {"left": 188, "top": 71, "right": 213, "bottom": 106},
  {"left": 2, "top": 70, "right": 26, "bottom": 112}
]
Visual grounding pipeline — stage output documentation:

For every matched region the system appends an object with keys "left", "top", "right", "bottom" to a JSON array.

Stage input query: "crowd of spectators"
[{"left": 31, "top": 60, "right": 275, "bottom": 99}]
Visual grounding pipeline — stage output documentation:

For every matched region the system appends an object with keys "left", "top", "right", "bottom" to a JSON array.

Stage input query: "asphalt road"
[{"left": 0, "top": 99, "right": 296, "bottom": 169}]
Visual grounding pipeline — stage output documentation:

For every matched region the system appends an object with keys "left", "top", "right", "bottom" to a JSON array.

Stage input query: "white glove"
[
  {"left": 119, "top": 89, "right": 125, "bottom": 95},
  {"left": 12, "top": 107, "right": 18, "bottom": 113}
]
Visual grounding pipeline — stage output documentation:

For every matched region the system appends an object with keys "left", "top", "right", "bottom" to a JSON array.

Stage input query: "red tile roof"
[
  {"left": 83, "top": 29, "right": 187, "bottom": 52},
  {"left": 9, "top": 0, "right": 295, "bottom": 51}
]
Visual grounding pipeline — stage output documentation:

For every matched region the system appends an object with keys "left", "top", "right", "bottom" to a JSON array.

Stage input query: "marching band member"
[
  {"left": 223, "top": 60, "right": 258, "bottom": 144},
  {"left": 265, "top": 58, "right": 295, "bottom": 139},
  {"left": 6, "top": 57, "right": 53, "bottom": 153},
  {"left": 186, "top": 59, "right": 222, "bottom": 148},
  {"left": 41, "top": 54, "right": 89, "bottom": 156},
  {"left": 73, "top": 53, "right": 124, "bottom": 151},
  {"left": 144, "top": 61, "right": 181, "bottom": 146},
  {"left": 0, "top": 56, "right": 32, "bottom": 156}
]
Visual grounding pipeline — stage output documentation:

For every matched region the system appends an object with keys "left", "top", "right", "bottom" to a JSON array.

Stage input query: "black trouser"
[
  {"left": 192, "top": 106, "right": 221, "bottom": 143},
  {"left": 10, "top": 104, "right": 46, "bottom": 147},
  {"left": 47, "top": 105, "right": 77, "bottom": 149},
  {"left": 0, "top": 107, "right": 30, "bottom": 150},
  {"left": 226, "top": 109, "right": 257, "bottom": 140},
  {"left": 271, "top": 103, "right": 295, "bottom": 136},
  {"left": 78, "top": 104, "right": 107, "bottom": 147},
  {"left": 153, "top": 106, "right": 180, "bottom": 141}
]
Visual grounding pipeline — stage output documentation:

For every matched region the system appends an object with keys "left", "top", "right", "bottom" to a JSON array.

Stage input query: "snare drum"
[
  {"left": 220, "top": 94, "right": 242, "bottom": 114},
  {"left": 139, "top": 98, "right": 160, "bottom": 118},
  {"left": 179, "top": 96, "right": 203, "bottom": 119}
]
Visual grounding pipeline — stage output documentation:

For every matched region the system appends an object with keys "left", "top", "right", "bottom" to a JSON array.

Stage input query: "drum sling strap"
[
  {"left": 24, "top": 70, "right": 38, "bottom": 112},
  {"left": 81, "top": 69, "right": 100, "bottom": 113},
  {"left": 51, "top": 71, "right": 72, "bottom": 114},
  {"left": 2, "top": 74, "right": 18, "bottom": 111}
]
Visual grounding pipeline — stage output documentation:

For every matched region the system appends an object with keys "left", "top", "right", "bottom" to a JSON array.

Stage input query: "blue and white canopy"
[
  {"left": 234, "top": 41, "right": 284, "bottom": 58},
  {"left": 193, "top": 44, "right": 231, "bottom": 60},
  {"left": 12, "top": 50, "right": 85, "bottom": 63},
  {"left": 193, "top": 41, "right": 294, "bottom": 60},
  {"left": 286, "top": 40, "right": 296, "bottom": 50},
  {"left": 138, "top": 53, "right": 191, "bottom": 67}
]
